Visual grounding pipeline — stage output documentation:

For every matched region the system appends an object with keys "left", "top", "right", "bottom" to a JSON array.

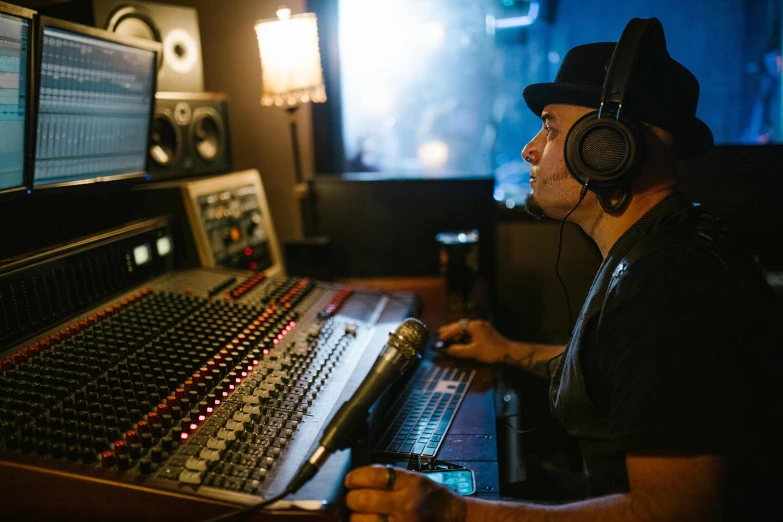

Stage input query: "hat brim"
[{"left": 523, "top": 82, "right": 713, "bottom": 159}]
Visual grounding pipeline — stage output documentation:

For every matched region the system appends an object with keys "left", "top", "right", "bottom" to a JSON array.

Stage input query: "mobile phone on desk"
[{"left": 421, "top": 468, "right": 477, "bottom": 496}]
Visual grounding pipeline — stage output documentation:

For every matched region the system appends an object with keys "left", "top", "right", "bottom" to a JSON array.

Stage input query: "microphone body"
[{"left": 286, "top": 318, "right": 429, "bottom": 493}]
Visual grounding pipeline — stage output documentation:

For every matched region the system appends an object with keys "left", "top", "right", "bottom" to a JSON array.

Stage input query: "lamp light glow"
[{"left": 255, "top": 9, "right": 327, "bottom": 107}]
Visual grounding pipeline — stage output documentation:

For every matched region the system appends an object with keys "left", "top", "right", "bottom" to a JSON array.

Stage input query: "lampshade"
[{"left": 254, "top": 8, "right": 327, "bottom": 107}]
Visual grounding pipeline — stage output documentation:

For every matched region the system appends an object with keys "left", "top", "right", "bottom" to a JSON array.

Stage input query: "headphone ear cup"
[{"left": 564, "top": 111, "right": 643, "bottom": 193}]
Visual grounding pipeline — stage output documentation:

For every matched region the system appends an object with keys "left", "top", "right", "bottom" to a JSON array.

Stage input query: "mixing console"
[{"left": 0, "top": 218, "right": 410, "bottom": 519}]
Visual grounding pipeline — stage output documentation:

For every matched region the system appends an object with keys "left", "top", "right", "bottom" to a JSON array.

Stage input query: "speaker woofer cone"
[
  {"left": 106, "top": 7, "right": 164, "bottom": 70},
  {"left": 149, "top": 112, "right": 181, "bottom": 167},
  {"left": 191, "top": 108, "right": 224, "bottom": 162}
]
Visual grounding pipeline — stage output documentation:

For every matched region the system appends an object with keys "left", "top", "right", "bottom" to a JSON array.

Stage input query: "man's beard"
[{"left": 524, "top": 193, "right": 546, "bottom": 219}]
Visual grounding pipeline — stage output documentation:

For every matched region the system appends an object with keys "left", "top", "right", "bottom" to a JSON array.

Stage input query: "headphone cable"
[{"left": 554, "top": 182, "right": 589, "bottom": 336}]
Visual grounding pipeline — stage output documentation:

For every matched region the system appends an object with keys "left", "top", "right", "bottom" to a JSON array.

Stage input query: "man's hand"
[
  {"left": 437, "top": 319, "right": 511, "bottom": 364},
  {"left": 345, "top": 465, "right": 466, "bottom": 522}
]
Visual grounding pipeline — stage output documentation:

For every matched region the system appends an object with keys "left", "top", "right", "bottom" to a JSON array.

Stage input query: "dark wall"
[
  {"left": 312, "top": 175, "right": 497, "bottom": 279},
  {"left": 679, "top": 145, "right": 783, "bottom": 268}
]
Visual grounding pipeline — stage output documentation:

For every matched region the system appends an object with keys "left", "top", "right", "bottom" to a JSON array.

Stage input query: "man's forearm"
[
  {"left": 500, "top": 342, "right": 565, "bottom": 379},
  {"left": 464, "top": 492, "right": 666, "bottom": 522}
]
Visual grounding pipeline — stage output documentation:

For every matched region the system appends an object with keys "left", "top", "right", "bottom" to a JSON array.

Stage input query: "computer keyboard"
[{"left": 375, "top": 364, "right": 475, "bottom": 459}]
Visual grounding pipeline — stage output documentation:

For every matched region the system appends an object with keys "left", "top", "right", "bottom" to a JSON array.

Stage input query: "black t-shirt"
[{"left": 579, "top": 205, "right": 782, "bottom": 520}]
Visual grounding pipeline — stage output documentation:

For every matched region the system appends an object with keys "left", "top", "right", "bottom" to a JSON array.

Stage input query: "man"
[{"left": 344, "top": 18, "right": 781, "bottom": 522}]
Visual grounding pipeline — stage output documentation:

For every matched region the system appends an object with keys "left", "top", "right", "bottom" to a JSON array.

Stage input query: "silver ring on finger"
[
  {"left": 458, "top": 318, "right": 469, "bottom": 334},
  {"left": 384, "top": 464, "right": 396, "bottom": 491}
]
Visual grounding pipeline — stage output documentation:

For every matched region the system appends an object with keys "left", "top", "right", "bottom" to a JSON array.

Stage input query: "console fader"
[{"left": 0, "top": 218, "right": 409, "bottom": 520}]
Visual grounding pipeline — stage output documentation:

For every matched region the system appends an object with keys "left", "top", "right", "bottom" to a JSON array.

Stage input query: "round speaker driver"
[
  {"left": 149, "top": 114, "right": 179, "bottom": 167},
  {"left": 191, "top": 107, "right": 223, "bottom": 162}
]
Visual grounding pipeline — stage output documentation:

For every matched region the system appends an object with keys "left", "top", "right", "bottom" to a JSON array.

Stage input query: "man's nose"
[{"left": 522, "top": 142, "right": 537, "bottom": 164}]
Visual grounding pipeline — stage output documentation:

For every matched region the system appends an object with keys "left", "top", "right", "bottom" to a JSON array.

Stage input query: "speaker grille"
[{"left": 580, "top": 127, "right": 627, "bottom": 173}]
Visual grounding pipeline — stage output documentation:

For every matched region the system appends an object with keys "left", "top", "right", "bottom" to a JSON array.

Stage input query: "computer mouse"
[{"left": 432, "top": 335, "right": 469, "bottom": 353}]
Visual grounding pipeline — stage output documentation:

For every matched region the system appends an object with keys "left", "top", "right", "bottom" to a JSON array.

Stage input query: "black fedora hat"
[{"left": 523, "top": 37, "right": 713, "bottom": 159}]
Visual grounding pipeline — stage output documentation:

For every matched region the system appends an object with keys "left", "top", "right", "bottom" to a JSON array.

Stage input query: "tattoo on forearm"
[
  {"left": 501, "top": 344, "right": 561, "bottom": 379},
  {"left": 502, "top": 351, "right": 535, "bottom": 369}
]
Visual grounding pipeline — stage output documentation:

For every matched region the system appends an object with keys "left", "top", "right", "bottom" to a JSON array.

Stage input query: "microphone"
[{"left": 286, "top": 317, "right": 429, "bottom": 493}]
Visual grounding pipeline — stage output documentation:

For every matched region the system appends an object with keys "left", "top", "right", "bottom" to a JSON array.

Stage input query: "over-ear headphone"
[{"left": 564, "top": 18, "right": 665, "bottom": 210}]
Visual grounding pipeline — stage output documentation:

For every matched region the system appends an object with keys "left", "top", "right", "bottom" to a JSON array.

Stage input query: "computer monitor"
[
  {"left": 33, "top": 17, "right": 159, "bottom": 188},
  {"left": 0, "top": 2, "right": 34, "bottom": 195}
]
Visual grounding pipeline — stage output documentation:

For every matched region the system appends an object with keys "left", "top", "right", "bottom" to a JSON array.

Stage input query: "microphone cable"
[{"left": 201, "top": 487, "right": 294, "bottom": 522}]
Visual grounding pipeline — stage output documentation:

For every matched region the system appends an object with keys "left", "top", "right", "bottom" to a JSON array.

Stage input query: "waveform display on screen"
[
  {"left": 0, "top": 13, "right": 29, "bottom": 191},
  {"left": 33, "top": 26, "right": 157, "bottom": 186}
]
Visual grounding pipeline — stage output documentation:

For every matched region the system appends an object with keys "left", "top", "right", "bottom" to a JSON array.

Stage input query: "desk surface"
[{"left": 340, "top": 277, "right": 500, "bottom": 499}]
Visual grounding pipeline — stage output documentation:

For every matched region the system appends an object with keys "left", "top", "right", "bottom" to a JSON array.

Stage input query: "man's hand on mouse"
[
  {"left": 437, "top": 319, "right": 511, "bottom": 364},
  {"left": 344, "top": 464, "right": 466, "bottom": 522}
]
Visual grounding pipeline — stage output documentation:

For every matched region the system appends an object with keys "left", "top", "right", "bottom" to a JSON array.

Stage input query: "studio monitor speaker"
[
  {"left": 149, "top": 92, "right": 232, "bottom": 180},
  {"left": 38, "top": 0, "right": 204, "bottom": 92}
]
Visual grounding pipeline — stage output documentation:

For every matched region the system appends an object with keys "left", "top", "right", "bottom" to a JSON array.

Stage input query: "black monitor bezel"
[
  {"left": 31, "top": 15, "right": 161, "bottom": 190},
  {"left": 0, "top": 1, "right": 36, "bottom": 198}
]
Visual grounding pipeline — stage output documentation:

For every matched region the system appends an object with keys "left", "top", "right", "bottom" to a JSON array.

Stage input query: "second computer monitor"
[
  {"left": 33, "top": 17, "right": 159, "bottom": 188},
  {"left": 0, "top": 2, "right": 34, "bottom": 194}
]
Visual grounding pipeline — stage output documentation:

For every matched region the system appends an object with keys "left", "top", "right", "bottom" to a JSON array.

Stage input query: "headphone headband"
[{"left": 601, "top": 18, "right": 665, "bottom": 113}]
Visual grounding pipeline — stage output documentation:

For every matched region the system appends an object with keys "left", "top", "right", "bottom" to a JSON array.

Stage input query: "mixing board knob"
[
  {"left": 107, "top": 427, "right": 121, "bottom": 441},
  {"left": 117, "top": 454, "right": 132, "bottom": 470},
  {"left": 140, "top": 458, "right": 153, "bottom": 474},
  {"left": 151, "top": 447, "right": 163, "bottom": 462},
  {"left": 114, "top": 440, "right": 128, "bottom": 456},
  {"left": 101, "top": 450, "right": 115, "bottom": 468},
  {"left": 51, "top": 442, "right": 65, "bottom": 458},
  {"left": 129, "top": 444, "right": 142, "bottom": 460},
  {"left": 93, "top": 436, "right": 107, "bottom": 452},
  {"left": 81, "top": 447, "right": 96, "bottom": 463},
  {"left": 125, "top": 430, "right": 139, "bottom": 444}
]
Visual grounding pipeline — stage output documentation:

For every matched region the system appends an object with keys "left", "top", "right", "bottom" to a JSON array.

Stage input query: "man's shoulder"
[{"left": 621, "top": 206, "right": 758, "bottom": 280}]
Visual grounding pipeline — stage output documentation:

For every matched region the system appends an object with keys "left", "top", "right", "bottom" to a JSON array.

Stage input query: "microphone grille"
[{"left": 388, "top": 318, "right": 429, "bottom": 359}]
